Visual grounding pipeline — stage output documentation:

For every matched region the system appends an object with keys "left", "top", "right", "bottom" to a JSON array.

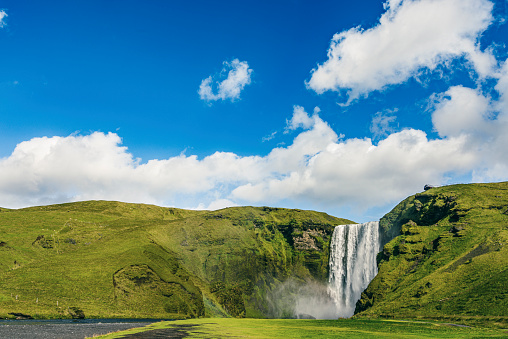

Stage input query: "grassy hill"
[
  {"left": 0, "top": 201, "right": 352, "bottom": 319},
  {"left": 355, "top": 182, "right": 508, "bottom": 326},
  {"left": 4, "top": 182, "right": 505, "bottom": 323}
]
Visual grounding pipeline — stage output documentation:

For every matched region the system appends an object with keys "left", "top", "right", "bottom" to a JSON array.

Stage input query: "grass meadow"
[{"left": 91, "top": 318, "right": 508, "bottom": 338}]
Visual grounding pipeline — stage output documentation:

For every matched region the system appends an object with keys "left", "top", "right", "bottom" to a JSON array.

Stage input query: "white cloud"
[
  {"left": 0, "top": 10, "right": 7, "bottom": 28},
  {"left": 306, "top": 0, "right": 496, "bottom": 102},
  {"left": 262, "top": 131, "right": 277, "bottom": 142},
  {"left": 198, "top": 199, "right": 239, "bottom": 211},
  {"left": 1, "top": 85, "right": 508, "bottom": 218},
  {"left": 199, "top": 59, "right": 252, "bottom": 102},
  {"left": 495, "top": 58, "right": 508, "bottom": 118},
  {"left": 370, "top": 109, "right": 398, "bottom": 140},
  {"left": 232, "top": 112, "right": 477, "bottom": 207},
  {"left": 2, "top": 80, "right": 507, "bottom": 216},
  {"left": 427, "top": 64, "right": 508, "bottom": 183},
  {"left": 285, "top": 105, "right": 318, "bottom": 131},
  {"left": 431, "top": 85, "right": 492, "bottom": 138}
]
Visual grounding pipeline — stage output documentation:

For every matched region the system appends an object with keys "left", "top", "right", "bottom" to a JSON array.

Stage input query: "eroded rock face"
[{"left": 293, "top": 230, "right": 325, "bottom": 251}]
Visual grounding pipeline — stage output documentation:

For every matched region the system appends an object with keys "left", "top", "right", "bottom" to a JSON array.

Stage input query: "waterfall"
[
  {"left": 327, "top": 221, "right": 381, "bottom": 318},
  {"left": 269, "top": 221, "right": 382, "bottom": 319}
]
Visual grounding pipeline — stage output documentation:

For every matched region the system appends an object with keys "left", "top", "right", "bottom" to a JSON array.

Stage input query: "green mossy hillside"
[
  {"left": 356, "top": 182, "right": 508, "bottom": 325},
  {"left": 0, "top": 202, "right": 352, "bottom": 319},
  {"left": 146, "top": 206, "right": 353, "bottom": 317}
]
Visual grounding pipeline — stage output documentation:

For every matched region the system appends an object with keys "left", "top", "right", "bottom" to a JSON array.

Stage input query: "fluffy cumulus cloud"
[
  {"left": 199, "top": 59, "right": 253, "bottom": 102},
  {"left": 231, "top": 109, "right": 477, "bottom": 207},
  {"left": 306, "top": 0, "right": 496, "bottom": 102},
  {"left": 285, "top": 106, "right": 320, "bottom": 131},
  {"left": 0, "top": 132, "right": 261, "bottom": 208},
  {"left": 431, "top": 86, "right": 492, "bottom": 138}
]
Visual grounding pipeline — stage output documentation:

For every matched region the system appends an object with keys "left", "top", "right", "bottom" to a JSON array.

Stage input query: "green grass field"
[{"left": 90, "top": 318, "right": 508, "bottom": 338}]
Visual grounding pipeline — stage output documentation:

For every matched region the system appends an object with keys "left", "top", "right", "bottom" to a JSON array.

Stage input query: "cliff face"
[
  {"left": 355, "top": 182, "right": 508, "bottom": 322},
  {"left": 152, "top": 206, "right": 353, "bottom": 318},
  {"left": 0, "top": 202, "right": 352, "bottom": 319}
]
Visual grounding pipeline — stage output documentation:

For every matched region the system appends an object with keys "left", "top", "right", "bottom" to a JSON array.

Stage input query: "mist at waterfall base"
[
  {"left": 265, "top": 222, "right": 381, "bottom": 319},
  {"left": 266, "top": 279, "right": 340, "bottom": 319}
]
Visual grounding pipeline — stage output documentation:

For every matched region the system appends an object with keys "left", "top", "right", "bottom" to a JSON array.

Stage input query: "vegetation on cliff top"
[
  {"left": 356, "top": 182, "right": 508, "bottom": 326},
  {"left": 0, "top": 201, "right": 352, "bottom": 319}
]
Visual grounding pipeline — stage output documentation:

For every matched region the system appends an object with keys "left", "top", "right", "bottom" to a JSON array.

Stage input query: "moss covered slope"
[
  {"left": 0, "top": 201, "right": 352, "bottom": 319},
  {"left": 356, "top": 182, "right": 508, "bottom": 323}
]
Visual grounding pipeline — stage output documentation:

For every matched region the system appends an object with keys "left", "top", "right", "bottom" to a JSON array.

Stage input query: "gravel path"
[{"left": 0, "top": 319, "right": 157, "bottom": 339}]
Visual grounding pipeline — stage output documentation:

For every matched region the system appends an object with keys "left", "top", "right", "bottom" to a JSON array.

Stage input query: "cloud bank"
[
  {"left": 306, "top": 0, "right": 496, "bottom": 102},
  {"left": 2, "top": 71, "right": 508, "bottom": 213},
  {"left": 199, "top": 59, "right": 252, "bottom": 102}
]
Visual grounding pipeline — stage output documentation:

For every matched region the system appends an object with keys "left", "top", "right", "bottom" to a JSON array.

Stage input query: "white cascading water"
[{"left": 327, "top": 221, "right": 381, "bottom": 318}]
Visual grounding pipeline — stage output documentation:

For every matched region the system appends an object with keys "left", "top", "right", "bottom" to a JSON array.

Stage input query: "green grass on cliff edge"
[
  {"left": 0, "top": 201, "right": 352, "bottom": 319},
  {"left": 356, "top": 181, "right": 508, "bottom": 327}
]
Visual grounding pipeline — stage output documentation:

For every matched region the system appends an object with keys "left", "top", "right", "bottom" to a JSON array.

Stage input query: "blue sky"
[{"left": 0, "top": 0, "right": 507, "bottom": 222}]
